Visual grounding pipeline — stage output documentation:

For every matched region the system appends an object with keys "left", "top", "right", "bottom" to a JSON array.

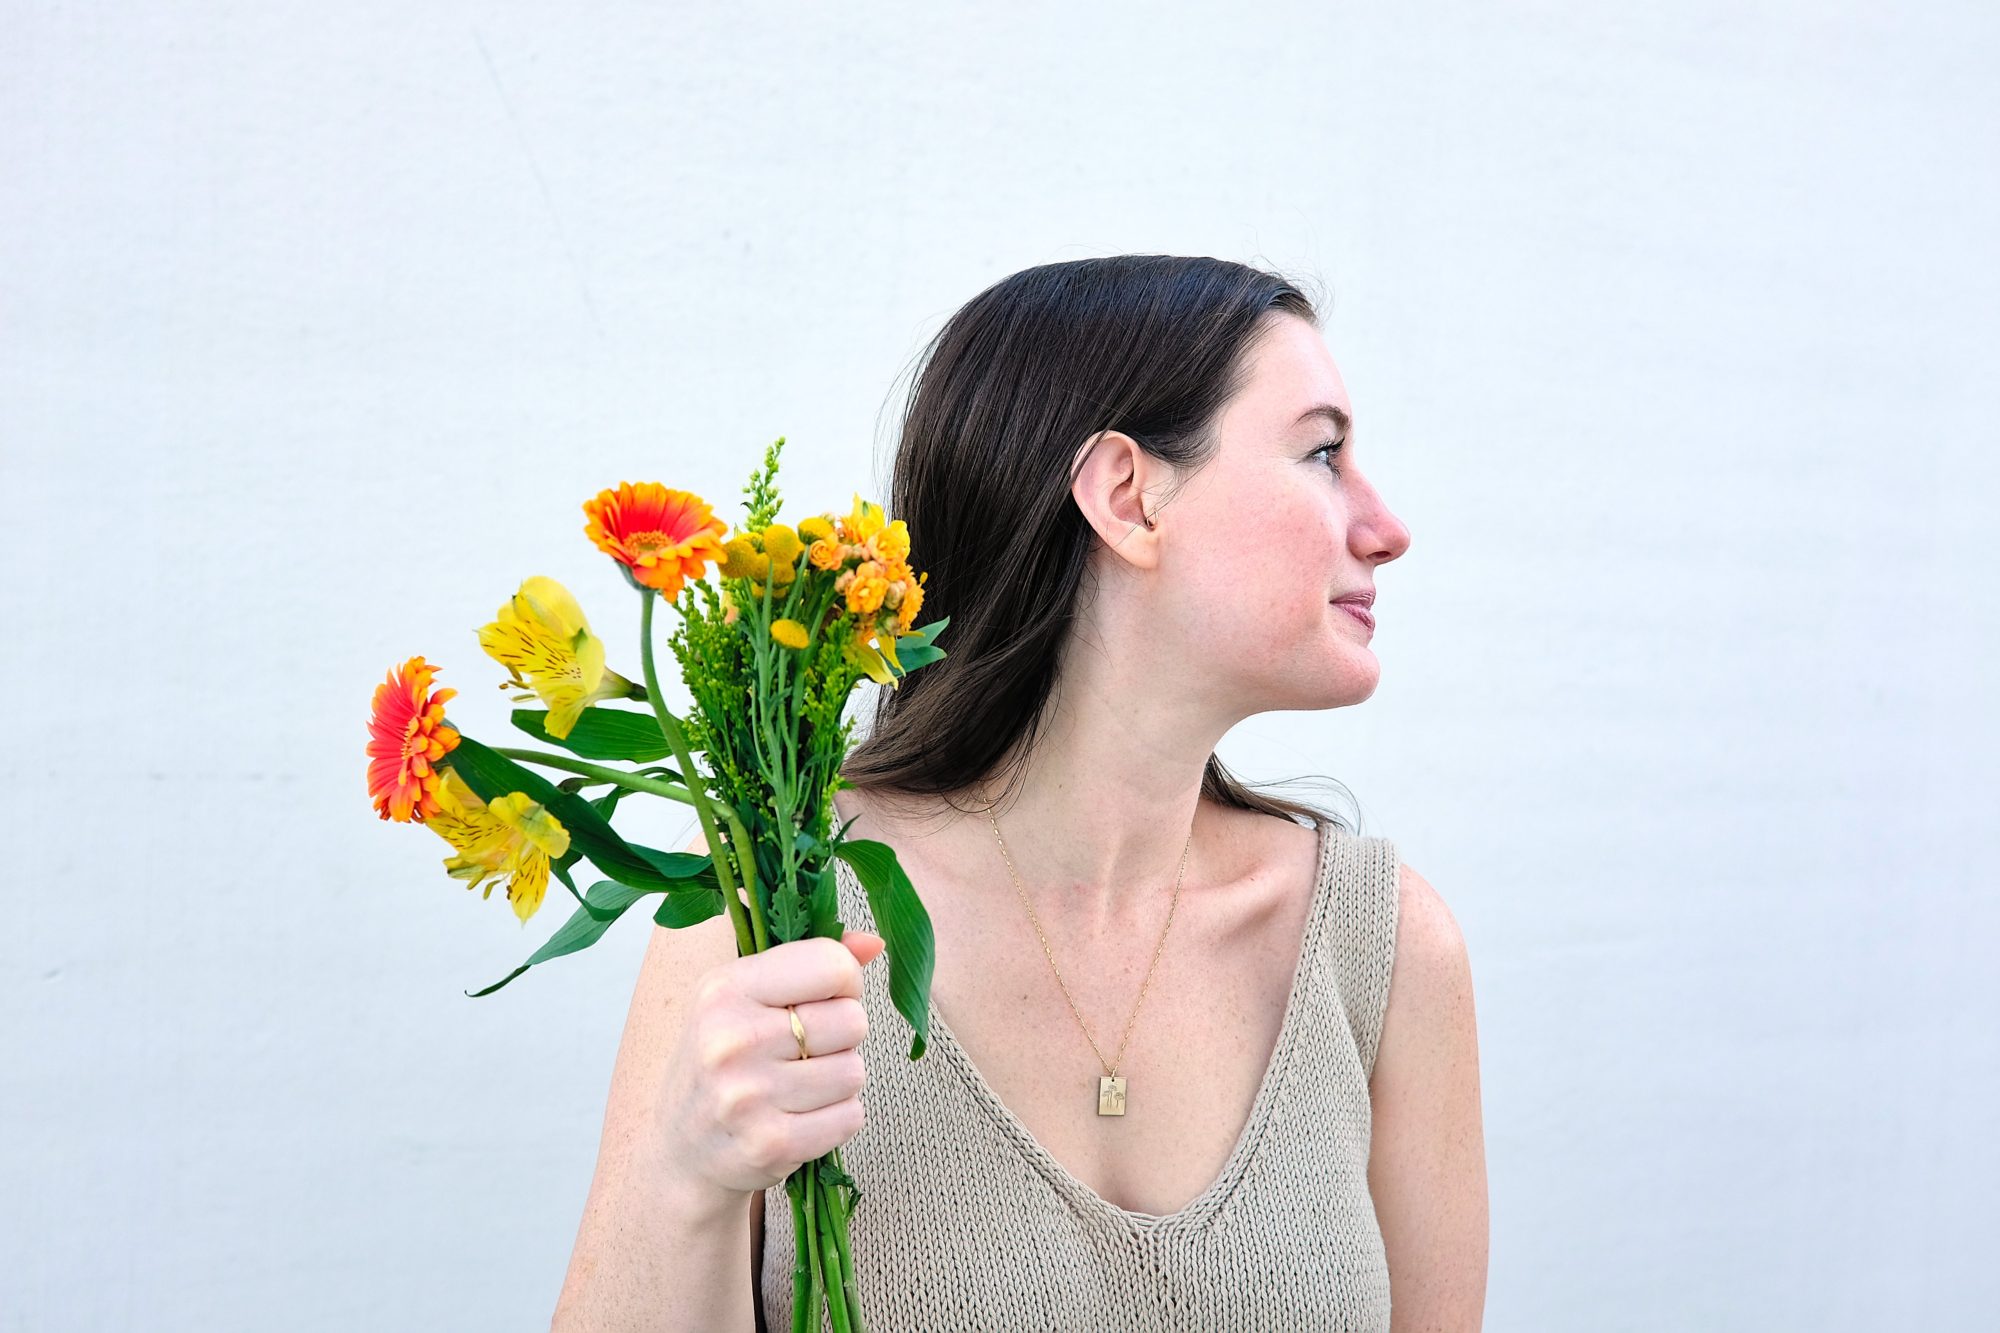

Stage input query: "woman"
[{"left": 552, "top": 256, "right": 1487, "bottom": 1330}]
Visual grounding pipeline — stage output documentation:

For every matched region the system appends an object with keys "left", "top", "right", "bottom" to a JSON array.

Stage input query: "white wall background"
[{"left": 6, "top": 2, "right": 1995, "bottom": 1329}]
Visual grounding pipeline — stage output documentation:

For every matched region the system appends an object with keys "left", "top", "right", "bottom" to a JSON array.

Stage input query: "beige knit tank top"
[{"left": 760, "top": 815, "right": 1402, "bottom": 1331}]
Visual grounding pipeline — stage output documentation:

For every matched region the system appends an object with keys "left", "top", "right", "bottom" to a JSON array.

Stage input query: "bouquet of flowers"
[{"left": 363, "top": 438, "right": 944, "bottom": 1332}]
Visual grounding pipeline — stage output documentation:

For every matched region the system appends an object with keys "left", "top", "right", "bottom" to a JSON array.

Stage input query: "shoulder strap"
[{"left": 1322, "top": 826, "right": 1402, "bottom": 1082}]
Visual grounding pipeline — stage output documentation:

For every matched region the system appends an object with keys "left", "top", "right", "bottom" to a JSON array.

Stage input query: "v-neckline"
[{"left": 845, "top": 814, "right": 1335, "bottom": 1237}]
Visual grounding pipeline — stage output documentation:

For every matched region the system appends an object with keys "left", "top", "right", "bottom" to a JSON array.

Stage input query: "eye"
[{"left": 1311, "top": 437, "right": 1346, "bottom": 476}]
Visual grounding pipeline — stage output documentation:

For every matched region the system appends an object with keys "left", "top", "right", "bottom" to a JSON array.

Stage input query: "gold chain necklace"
[{"left": 983, "top": 804, "right": 1193, "bottom": 1117}]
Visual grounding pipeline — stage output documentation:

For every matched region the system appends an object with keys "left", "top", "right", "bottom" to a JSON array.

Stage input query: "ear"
[{"left": 1069, "top": 429, "right": 1164, "bottom": 570}]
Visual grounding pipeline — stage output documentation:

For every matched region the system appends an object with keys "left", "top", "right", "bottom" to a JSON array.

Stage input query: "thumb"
[{"left": 841, "top": 928, "right": 887, "bottom": 968}]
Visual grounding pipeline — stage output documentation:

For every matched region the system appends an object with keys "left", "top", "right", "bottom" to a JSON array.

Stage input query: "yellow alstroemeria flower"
[
  {"left": 844, "top": 636, "right": 895, "bottom": 688},
  {"left": 427, "top": 768, "right": 570, "bottom": 924},
  {"left": 477, "top": 576, "right": 635, "bottom": 740},
  {"left": 844, "top": 624, "right": 905, "bottom": 688}
]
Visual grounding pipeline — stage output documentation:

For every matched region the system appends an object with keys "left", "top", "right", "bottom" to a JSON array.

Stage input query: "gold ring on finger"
[{"left": 788, "top": 1004, "right": 811, "bottom": 1060}]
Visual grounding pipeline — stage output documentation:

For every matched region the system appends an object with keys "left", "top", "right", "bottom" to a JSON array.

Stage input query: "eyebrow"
[{"left": 1293, "top": 403, "right": 1352, "bottom": 435}]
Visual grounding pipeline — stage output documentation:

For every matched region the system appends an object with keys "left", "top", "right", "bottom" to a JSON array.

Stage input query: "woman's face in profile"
[{"left": 1166, "top": 314, "right": 1412, "bottom": 713}]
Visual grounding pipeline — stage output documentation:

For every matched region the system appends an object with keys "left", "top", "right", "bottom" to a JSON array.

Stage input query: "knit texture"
[{"left": 761, "top": 815, "right": 1402, "bottom": 1331}]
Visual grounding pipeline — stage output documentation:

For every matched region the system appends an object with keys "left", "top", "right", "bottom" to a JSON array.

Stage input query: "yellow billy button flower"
[
  {"left": 770, "top": 618, "right": 810, "bottom": 650},
  {"left": 476, "top": 576, "right": 635, "bottom": 740},
  {"left": 762, "top": 523, "right": 802, "bottom": 566},
  {"left": 796, "top": 514, "right": 835, "bottom": 544},
  {"left": 427, "top": 769, "right": 571, "bottom": 924},
  {"left": 717, "top": 534, "right": 760, "bottom": 580}
]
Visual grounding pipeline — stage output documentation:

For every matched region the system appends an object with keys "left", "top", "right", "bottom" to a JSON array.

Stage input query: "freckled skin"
[{"left": 1082, "top": 313, "right": 1412, "bottom": 718}]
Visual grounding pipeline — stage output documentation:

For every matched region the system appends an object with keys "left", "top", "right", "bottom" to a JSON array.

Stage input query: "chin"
[{"left": 1265, "top": 656, "right": 1378, "bottom": 713}]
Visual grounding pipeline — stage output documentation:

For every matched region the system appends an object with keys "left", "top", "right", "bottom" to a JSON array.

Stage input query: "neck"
[
  {"left": 850, "top": 622, "right": 1241, "bottom": 925},
  {"left": 976, "top": 712, "right": 1214, "bottom": 925}
]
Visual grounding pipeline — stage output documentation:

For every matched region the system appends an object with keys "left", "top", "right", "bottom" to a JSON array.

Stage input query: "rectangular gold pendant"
[{"left": 1097, "top": 1074, "right": 1127, "bottom": 1116}]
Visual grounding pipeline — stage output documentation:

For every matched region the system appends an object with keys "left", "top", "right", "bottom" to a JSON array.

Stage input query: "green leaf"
[
  {"left": 549, "top": 852, "right": 586, "bottom": 906},
  {"left": 832, "top": 838, "right": 935, "bottom": 1060},
  {"left": 509, "top": 708, "right": 678, "bottom": 764},
  {"left": 903, "top": 615, "right": 950, "bottom": 646},
  {"left": 653, "top": 888, "right": 724, "bottom": 929},
  {"left": 465, "top": 880, "right": 657, "bottom": 997},
  {"left": 885, "top": 615, "right": 951, "bottom": 677},
  {"left": 769, "top": 888, "right": 810, "bottom": 944},
  {"left": 889, "top": 640, "right": 947, "bottom": 674},
  {"left": 807, "top": 862, "right": 842, "bottom": 940}
]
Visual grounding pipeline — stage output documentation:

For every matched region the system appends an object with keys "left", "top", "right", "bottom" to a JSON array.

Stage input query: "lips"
[{"left": 1332, "top": 591, "right": 1375, "bottom": 631}]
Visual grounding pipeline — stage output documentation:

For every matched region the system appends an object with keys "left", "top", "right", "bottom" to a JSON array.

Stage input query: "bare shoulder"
[
  {"left": 596, "top": 829, "right": 741, "bottom": 1165},
  {"left": 598, "top": 827, "right": 740, "bottom": 1169},
  {"left": 1367, "top": 861, "right": 1488, "bottom": 1330},
  {"left": 1384, "top": 861, "right": 1472, "bottom": 1023},
  {"left": 618, "top": 827, "right": 740, "bottom": 1055}
]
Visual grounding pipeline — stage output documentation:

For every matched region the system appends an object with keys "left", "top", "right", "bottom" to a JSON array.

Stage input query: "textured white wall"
[{"left": 6, "top": 2, "right": 1995, "bottom": 1329}]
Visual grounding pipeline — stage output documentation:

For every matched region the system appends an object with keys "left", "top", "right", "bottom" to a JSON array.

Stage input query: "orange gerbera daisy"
[
  {"left": 366, "top": 655, "right": 461, "bottom": 822},
  {"left": 581, "top": 482, "right": 729, "bottom": 598}
]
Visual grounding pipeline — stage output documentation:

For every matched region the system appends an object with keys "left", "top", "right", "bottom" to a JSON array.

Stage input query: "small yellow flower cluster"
[
  {"left": 831, "top": 496, "right": 926, "bottom": 640},
  {"left": 713, "top": 496, "right": 928, "bottom": 684},
  {"left": 717, "top": 521, "right": 807, "bottom": 597}
]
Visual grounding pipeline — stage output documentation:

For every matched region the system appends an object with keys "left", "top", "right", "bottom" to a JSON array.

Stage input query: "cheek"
[
  {"left": 1219, "top": 509, "right": 1336, "bottom": 618},
  {"left": 1177, "top": 475, "right": 1335, "bottom": 614},
  {"left": 1265, "top": 496, "right": 1338, "bottom": 583}
]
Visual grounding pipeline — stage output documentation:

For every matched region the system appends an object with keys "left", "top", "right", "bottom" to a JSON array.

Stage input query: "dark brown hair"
[{"left": 839, "top": 255, "right": 1359, "bottom": 836}]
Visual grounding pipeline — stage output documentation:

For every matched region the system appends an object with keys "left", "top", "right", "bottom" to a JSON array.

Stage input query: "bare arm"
[
  {"left": 550, "top": 833, "right": 758, "bottom": 1332},
  {"left": 550, "top": 829, "right": 878, "bottom": 1331},
  {"left": 1369, "top": 861, "right": 1490, "bottom": 1332}
]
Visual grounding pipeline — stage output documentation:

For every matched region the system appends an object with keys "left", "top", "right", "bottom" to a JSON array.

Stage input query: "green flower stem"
[
  {"left": 808, "top": 1160, "right": 848, "bottom": 1328},
  {"left": 800, "top": 1160, "right": 825, "bottom": 1332},
  {"left": 820, "top": 1166, "right": 862, "bottom": 1333},
  {"left": 748, "top": 570, "right": 808, "bottom": 947},
  {"left": 639, "top": 588, "right": 756, "bottom": 958},
  {"left": 828, "top": 1152, "right": 862, "bottom": 1330},
  {"left": 726, "top": 804, "right": 772, "bottom": 952},
  {"left": 487, "top": 748, "right": 693, "bottom": 802},
  {"left": 788, "top": 1181, "right": 812, "bottom": 1333},
  {"left": 818, "top": 1171, "right": 853, "bottom": 1333}
]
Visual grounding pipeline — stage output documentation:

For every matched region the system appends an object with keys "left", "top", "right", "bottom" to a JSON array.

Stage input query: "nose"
[{"left": 1347, "top": 468, "right": 1411, "bottom": 565}]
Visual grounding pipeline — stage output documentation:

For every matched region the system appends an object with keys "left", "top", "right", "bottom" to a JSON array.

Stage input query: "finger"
[
  {"left": 734, "top": 936, "right": 865, "bottom": 1008},
  {"left": 842, "top": 929, "right": 886, "bottom": 968},
  {"left": 767, "top": 1047, "right": 867, "bottom": 1113},
  {"left": 767, "top": 994, "right": 867, "bottom": 1060},
  {"left": 772, "top": 1097, "right": 867, "bottom": 1168}
]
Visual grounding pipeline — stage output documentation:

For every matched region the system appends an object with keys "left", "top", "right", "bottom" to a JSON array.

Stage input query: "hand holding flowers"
[{"left": 363, "top": 439, "right": 946, "bottom": 1331}]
